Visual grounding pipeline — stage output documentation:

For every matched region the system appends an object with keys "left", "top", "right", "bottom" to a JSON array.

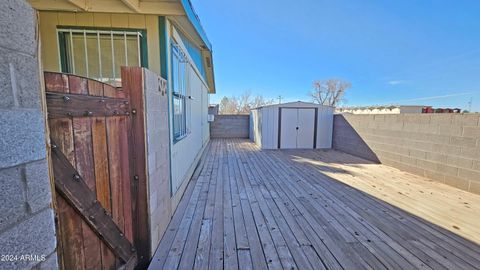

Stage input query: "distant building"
[
  {"left": 208, "top": 104, "right": 220, "bottom": 115},
  {"left": 336, "top": 105, "right": 461, "bottom": 114}
]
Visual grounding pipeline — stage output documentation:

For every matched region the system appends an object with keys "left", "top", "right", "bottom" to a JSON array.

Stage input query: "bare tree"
[
  {"left": 218, "top": 91, "right": 274, "bottom": 114},
  {"left": 310, "top": 79, "right": 351, "bottom": 106},
  {"left": 219, "top": 96, "right": 238, "bottom": 114},
  {"left": 252, "top": 95, "right": 275, "bottom": 109},
  {"left": 238, "top": 91, "right": 252, "bottom": 113}
]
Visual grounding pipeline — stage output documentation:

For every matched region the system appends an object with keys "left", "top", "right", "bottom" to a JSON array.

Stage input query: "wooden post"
[{"left": 121, "top": 67, "right": 150, "bottom": 268}]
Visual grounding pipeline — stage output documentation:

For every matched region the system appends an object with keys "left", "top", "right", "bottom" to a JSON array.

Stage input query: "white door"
[
  {"left": 280, "top": 108, "right": 316, "bottom": 149},
  {"left": 297, "top": 109, "right": 315, "bottom": 148},
  {"left": 280, "top": 108, "right": 298, "bottom": 149}
]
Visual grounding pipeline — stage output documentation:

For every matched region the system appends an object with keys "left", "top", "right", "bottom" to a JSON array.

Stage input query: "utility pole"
[
  {"left": 278, "top": 95, "right": 282, "bottom": 104},
  {"left": 468, "top": 97, "right": 473, "bottom": 112}
]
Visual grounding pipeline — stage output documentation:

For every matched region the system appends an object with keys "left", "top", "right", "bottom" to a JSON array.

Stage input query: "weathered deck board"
[{"left": 149, "top": 139, "right": 480, "bottom": 270}]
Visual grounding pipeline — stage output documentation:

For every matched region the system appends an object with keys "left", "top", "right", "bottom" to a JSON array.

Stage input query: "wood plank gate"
[{"left": 44, "top": 70, "right": 148, "bottom": 270}]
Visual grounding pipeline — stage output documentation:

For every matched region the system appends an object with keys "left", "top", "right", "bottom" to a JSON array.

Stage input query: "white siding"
[
  {"left": 171, "top": 63, "right": 209, "bottom": 194},
  {"left": 261, "top": 106, "right": 279, "bottom": 149}
]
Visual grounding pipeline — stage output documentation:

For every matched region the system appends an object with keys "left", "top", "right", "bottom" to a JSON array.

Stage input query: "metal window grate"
[{"left": 58, "top": 28, "right": 143, "bottom": 85}]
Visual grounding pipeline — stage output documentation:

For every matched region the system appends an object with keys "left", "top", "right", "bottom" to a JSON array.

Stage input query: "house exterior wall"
[
  {"left": 37, "top": 10, "right": 212, "bottom": 214},
  {"left": 333, "top": 113, "right": 480, "bottom": 194},
  {"left": 170, "top": 62, "right": 210, "bottom": 206},
  {"left": 399, "top": 106, "right": 425, "bottom": 114},
  {"left": 337, "top": 106, "right": 425, "bottom": 114},
  {"left": 37, "top": 11, "right": 161, "bottom": 76},
  {"left": 164, "top": 23, "right": 211, "bottom": 208},
  {"left": 0, "top": 1, "right": 57, "bottom": 269}
]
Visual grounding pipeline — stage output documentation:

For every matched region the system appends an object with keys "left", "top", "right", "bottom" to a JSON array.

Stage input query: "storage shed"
[{"left": 250, "top": 101, "right": 334, "bottom": 149}]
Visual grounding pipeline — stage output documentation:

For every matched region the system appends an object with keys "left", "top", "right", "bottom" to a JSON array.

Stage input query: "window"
[
  {"left": 171, "top": 41, "right": 188, "bottom": 141},
  {"left": 58, "top": 28, "right": 145, "bottom": 85},
  {"left": 178, "top": 31, "right": 206, "bottom": 81}
]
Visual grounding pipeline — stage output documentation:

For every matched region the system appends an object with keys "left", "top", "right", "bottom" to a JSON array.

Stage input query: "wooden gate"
[{"left": 45, "top": 70, "right": 148, "bottom": 269}]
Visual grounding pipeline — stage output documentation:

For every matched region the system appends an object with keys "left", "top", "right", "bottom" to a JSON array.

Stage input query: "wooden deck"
[{"left": 149, "top": 139, "right": 480, "bottom": 270}]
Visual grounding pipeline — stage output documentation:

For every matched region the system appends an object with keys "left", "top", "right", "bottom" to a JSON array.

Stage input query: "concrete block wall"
[
  {"left": 143, "top": 69, "right": 171, "bottom": 255},
  {"left": 0, "top": 1, "right": 57, "bottom": 269},
  {"left": 333, "top": 114, "right": 480, "bottom": 194},
  {"left": 210, "top": 115, "right": 250, "bottom": 138}
]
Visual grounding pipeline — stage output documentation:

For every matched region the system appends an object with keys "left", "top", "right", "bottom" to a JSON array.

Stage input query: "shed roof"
[{"left": 253, "top": 101, "right": 334, "bottom": 110}]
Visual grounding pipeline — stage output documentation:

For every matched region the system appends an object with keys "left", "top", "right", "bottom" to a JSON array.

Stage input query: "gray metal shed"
[{"left": 250, "top": 101, "right": 334, "bottom": 149}]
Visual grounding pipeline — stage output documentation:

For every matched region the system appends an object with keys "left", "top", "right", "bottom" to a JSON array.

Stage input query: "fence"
[
  {"left": 333, "top": 113, "right": 480, "bottom": 194},
  {"left": 210, "top": 114, "right": 250, "bottom": 138}
]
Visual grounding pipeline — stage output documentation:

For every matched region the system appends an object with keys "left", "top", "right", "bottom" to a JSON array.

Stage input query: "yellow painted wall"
[{"left": 38, "top": 11, "right": 161, "bottom": 76}]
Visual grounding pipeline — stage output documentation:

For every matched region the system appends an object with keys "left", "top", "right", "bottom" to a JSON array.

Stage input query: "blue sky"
[{"left": 192, "top": 0, "right": 480, "bottom": 111}]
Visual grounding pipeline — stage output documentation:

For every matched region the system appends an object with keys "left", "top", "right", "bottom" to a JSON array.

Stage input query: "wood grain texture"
[
  {"left": 69, "top": 76, "right": 88, "bottom": 95},
  {"left": 45, "top": 71, "right": 144, "bottom": 270},
  {"left": 149, "top": 139, "right": 480, "bottom": 270},
  {"left": 106, "top": 117, "right": 126, "bottom": 233},
  {"left": 121, "top": 67, "right": 150, "bottom": 268},
  {"left": 49, "top": 118, "right": 85, "bottom": 270},
  {"left": 72, "top": 117, "right": 102, "bottom": 269},
  {"left": 91, "top": 117, "right": 111, "bottom": 212},
  {"left": 88, "top": 80, "right": 104, "bottom": 96},
  {"left": 46, "top": 92, "right": 130, "bottom": 119},
  {"left": 51, "top": 141, "right": 135, "bottom": 263},
  {"left": 45, "top": 72, "right": 69, "bottom": 93}
]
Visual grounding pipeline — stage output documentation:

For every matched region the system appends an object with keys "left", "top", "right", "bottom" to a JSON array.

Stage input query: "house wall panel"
[
  {"left": 333, "top": 113, "right": 480, "bottom": 194},
  {"left": 170, "top": 64, "right": 210, "bottom": 207}
]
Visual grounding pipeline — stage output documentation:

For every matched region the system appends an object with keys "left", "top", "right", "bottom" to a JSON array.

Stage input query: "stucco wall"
[
  {"left": 333, "top": 114, "right": 480, "bottom": 194},
  {"left": 210, "top": 115, "right": 250, "bottom": 138},
  {"left": 0, "top": 1, "right": 57, "bottom": 269}
]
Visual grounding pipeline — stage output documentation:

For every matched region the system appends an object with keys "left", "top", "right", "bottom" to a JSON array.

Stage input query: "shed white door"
[
  {"left": 280, "top": 108, "right": 315, "bottom": 149},
  {"left": 297, "top": 109, "right": 315, "bottom": 148},
  {"left": 280, "top": 109, "right": 298, "bottom": 149}
]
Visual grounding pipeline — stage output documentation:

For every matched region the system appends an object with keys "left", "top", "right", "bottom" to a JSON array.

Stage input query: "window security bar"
[
  {"left": 171, "top": 43, "right": 189, "bottom": 64},
  {"left": 57, "top": 28, "right": 142, "bottom": 83},
  {"left": 58, "top": 29, "right": 143, "bottom": 36}
]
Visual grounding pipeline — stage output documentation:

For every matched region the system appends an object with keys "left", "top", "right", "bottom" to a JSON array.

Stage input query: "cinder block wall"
[
  {"left": 333, "top": 114, "right": 480, "bottom": 194},
  {"left": 0, "top": 1, "right": 58, "bottom": 269},
  {"left": 210, "top": 115, "right": 250, "bottom": 138},
  {"left": 143, "top": 69, "right": 171, "bottom": 255}
]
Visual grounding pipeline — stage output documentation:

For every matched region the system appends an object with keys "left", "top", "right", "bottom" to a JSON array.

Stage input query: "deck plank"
[
  {"left": 227, "top": 141, "right": 268, "bottom": 270},
  {"left": 149, "top": 139, "right": 480, "bottom": 270},
  {"left": 297, "top": 149, "right": 480, "bottom": 267}
]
